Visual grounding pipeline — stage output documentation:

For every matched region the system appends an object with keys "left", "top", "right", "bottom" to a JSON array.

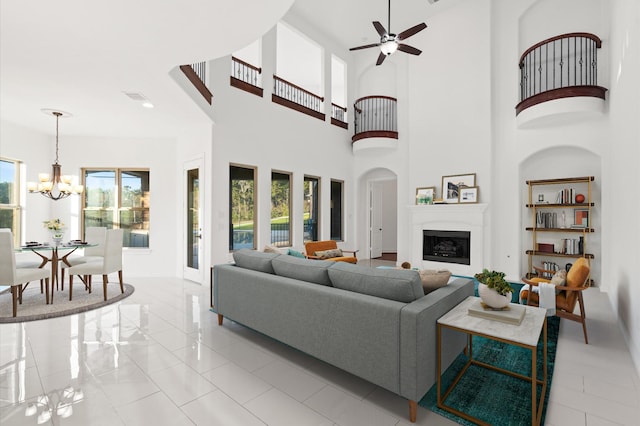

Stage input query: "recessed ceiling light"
[{"left": 123, "top": 91, "right": 154, "bottom": 109}]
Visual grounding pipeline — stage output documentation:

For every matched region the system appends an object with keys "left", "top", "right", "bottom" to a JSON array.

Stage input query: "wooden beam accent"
[
  {"left": 515, "top": 86, "right": 607, "bottom": 116},
  {"left": 180, "top": 65, "right": 213, "bottom": 105},
  {"left": 331, "top": 118, "right": 348, "bottom": 129},
  {"left": 352, "top": 130, "right": 398, "bottom": 143},
  {"left": 230, "top": 77, "right": 263, "bottom": 97}
]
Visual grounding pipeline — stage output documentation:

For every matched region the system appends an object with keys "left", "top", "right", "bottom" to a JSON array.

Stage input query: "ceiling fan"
[{"left": 349, "top": 0, "right": 427, "bottom": 66}]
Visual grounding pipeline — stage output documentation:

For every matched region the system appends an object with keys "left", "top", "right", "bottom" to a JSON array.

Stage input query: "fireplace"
[{"left": 423, "top": 230, "right": 471, "bottom": 265}]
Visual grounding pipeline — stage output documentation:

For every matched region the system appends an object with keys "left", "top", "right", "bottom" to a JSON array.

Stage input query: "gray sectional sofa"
[{"left": 212, "top": 249, "right": 474, "bottom": 423}]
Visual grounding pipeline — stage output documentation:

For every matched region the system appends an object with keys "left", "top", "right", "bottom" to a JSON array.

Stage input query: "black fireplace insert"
[{"left": 423, "top": 230, "right": 470, "bottom": 265}]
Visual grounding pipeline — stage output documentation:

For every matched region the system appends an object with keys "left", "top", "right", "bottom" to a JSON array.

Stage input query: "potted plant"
[{"left": 474, "top": 268, "right": 513, "bottom": 309}]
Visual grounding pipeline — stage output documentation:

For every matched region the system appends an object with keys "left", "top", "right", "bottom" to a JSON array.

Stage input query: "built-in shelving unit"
[{"left": 525, "top": 176, "right": 595, "bottom": 283}]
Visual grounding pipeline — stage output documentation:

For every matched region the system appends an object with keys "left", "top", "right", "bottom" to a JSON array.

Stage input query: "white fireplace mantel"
[{"left": 409, "top": 203, "right": 489, "bottom": 276}]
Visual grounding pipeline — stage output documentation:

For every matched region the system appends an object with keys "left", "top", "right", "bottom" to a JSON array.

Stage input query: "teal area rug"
[{"left": 419, "top": 315, "right": 560, "bottom": 425}]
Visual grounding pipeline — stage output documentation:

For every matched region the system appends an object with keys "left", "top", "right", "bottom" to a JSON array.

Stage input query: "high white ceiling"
[
  {"left": 0, "top": 0, "right": 464, "bottom": 140},
  {"left": 0, "top": 0, "right": 294, "bottom": 138}
]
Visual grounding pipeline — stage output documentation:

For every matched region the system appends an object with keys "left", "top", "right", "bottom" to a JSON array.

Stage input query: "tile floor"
[{"left": 1, "top": 261, "right": 639, "bottom": 425}]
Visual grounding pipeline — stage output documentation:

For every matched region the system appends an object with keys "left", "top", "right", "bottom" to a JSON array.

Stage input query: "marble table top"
[{"left": 438, "top": 296, "right": 547, "bottom": 347}]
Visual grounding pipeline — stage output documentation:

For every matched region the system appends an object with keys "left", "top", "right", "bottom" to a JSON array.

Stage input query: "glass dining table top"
[{"left": 18, "top": 242, "right": 97, "bottom": 251}]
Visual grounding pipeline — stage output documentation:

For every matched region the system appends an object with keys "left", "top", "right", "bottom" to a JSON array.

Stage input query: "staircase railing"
[
  {"left": 180, "top": 62, "right": 213, "bottom": 105},
  {"left": 516, "top": 32, "right": 607, "bottom": 115},
  {"left": 352, "top": 95, "right": 398, "bottom": 143},
  {"left": 272, "top": 75, "right": 325, "bottom": 121},
  {"left": 231, "top": 56, "right": 263, "bottom": 97}
]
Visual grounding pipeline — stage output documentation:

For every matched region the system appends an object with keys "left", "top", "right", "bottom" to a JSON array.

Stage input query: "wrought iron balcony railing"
[
  {"left": 352, "top": 96, "right": 398, "bottom": 143},
  {"left": 331, "top": 103, "right": 348, "bottom": 129},
  {"left": 272, "top": 75, "right": 325, "bottom": 121},
  {"left": 230, "top": 56, "right": 263, "bottom": 97},
  {"left": 516, "top": 32, "right": 607, "bottom": 115}
]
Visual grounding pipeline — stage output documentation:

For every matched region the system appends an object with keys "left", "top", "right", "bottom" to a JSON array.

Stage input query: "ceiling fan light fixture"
[{"left": 380, "top": 40, "right": 399, "bottom": 56}]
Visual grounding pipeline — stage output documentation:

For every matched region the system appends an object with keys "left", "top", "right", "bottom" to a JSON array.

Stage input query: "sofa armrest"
[{"left": 398, "top": 278, "right": 474, "bottom": 401}]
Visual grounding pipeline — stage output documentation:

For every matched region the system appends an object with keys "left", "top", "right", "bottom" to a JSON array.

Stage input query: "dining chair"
[
  {"left": 67, "top": 229, "right": 124, "bottom": 301},
  {"left": 0, "top": 229, "right": 51, "bottom": 317},
  {"left": 60, "top": 226, "right": 107, "bottom": 289}
]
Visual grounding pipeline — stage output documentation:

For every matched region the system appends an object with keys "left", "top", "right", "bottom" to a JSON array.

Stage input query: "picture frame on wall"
[
  {"left": 441, "top": 173, "right": 476, "bottom": 203},
  {"left": 459, "top": 186, "right": 479, "bottom": 204},
  {"left": 415, "top": 187, "right": 436, "bottom": 205},
  {"left": 573, "top": 209, "right": 589, "bottom": 228}
]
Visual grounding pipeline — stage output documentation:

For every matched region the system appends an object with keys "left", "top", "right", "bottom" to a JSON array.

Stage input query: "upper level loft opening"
[
  {"left": 516, "top": 32, "right": 608, "bottom": 127},
  {"left": 331, "top": 55, "right": 348, "bottom": 129},
  {"left": 231, "top": 39, "right": 263, "bottom": 97},
  {"left": 273, "top": 22, "right": 325, "bottom": 121}
]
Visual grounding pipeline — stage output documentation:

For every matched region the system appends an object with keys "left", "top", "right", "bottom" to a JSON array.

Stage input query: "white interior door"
[
  {"left": 183, "top": 158, "right": 204, "bottom": 283},
  {"left": 370, "top": 182, "right": 383, "bottom": 259}
]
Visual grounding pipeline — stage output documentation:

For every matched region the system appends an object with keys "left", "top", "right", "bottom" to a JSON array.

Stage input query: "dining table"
[{"left": 19, "top": 241, "right": 97, "bottom": 304}]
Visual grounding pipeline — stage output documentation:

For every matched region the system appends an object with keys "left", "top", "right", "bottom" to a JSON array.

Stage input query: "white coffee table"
[{"left": 436, "top": 296, "right": 548, "bottom": 426}]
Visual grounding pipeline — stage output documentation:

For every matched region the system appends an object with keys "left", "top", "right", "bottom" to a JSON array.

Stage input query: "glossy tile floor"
[{"left": 1, "top": 264, "right": 639, "bottom": 425}]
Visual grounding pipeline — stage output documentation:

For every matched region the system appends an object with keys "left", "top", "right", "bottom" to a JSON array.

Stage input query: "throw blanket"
[{"left": 519, "top": 283, "right": 556, "bottom": 316}]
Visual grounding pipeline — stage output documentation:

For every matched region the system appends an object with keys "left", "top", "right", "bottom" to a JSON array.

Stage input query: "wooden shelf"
[
  {"left": 526, "top": 250, "right": 594, "bottom": 259},
  {"left": 525, "top": 203, "right": 594, "bottom": 208},
  {"left": 526, "top": 227, "right": 594, "bottom": 233},
  {"left": 526, "top": 176, "right": 594, "bottom": 185},
  {"left": 526, "top": 176, "right": 596, "bottom": 285}
]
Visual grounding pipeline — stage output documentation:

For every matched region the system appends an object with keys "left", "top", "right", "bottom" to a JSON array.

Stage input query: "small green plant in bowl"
[{"left": 474, "top": 269, "right": 513, "bottom": 296}]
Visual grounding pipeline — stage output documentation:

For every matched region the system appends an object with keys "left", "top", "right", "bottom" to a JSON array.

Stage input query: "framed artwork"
[
  {"left": 415, "top": 187, "right": 436, "bottom": 205},
  {"left": 573, "top": 209, "right": 589, "bottom": 228},
  {"left": 458, "top": 186, "right": 479, "bottom": 204},
  {"left": 441, "top": 173, "right": 476, "bottom": 203}
]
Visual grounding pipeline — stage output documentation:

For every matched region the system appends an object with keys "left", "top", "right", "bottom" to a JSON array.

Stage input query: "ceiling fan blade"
[
  {"left": 349, "top": 43, "right": 381, "bottom": 51},
  {"left": 372, "top": 21, "right": 388, "bottom": 37},
  {"left": 376, "top": 52, "right": 387, "bottom": 66},
  {"left": 398, "top": 44, "right": 422, "bottom": 56},
  {"left": 397, "top": 22, "right": 427, "bottom": 41}
]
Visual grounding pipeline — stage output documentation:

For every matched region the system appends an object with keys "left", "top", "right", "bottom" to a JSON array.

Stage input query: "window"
[
  {"left": 82, "top": 168, "right": 150, "bottom": 248},
  {"left": 303, "top": 176, "right": 320, "bottom": 242},
  {"left": 0, "top": 158, "right": 20, "bottom": 243},
  {"left": 271, "top": 171, "right": 291, "bottom": 247},
  {"left": 230, "top": 165, "right": 256, "bottom": 250},
  {"left": 330, "top": 180, "right": 343, "bottom": 241}
]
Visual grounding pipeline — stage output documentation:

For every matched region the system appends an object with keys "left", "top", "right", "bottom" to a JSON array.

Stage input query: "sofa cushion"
[
  {"left": 272, "top": 255, "right": 333, "bottom": 286},
  {"left": 419, "top": 269, "right": 452, "bottom": 295},
  {"left": 328, "top": 262, "right": 424, "bottom": 303},
  {"left": 263, "top": 244, "right": 281, "bottom": 254},
  {"left": 314, "top": 248, "right": 343, "bottom": 259},
  {"left": 232, "top": 249, "right": 278, "bottom": 274}
]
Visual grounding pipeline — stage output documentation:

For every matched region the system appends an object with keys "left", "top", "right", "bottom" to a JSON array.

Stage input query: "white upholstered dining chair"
[
  {"left": 0, "top": 229, "right": 51, "bottom": 317},
  {"left": 60, "top": 226, "right": 107, "bottom": 289},
  {"left": 67, "top": 228, "right": 124, "bottom": 301}
]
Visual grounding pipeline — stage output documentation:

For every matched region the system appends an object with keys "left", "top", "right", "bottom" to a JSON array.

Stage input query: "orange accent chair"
[
  {"left": 521, "top": 257, "right": 591, "bottom": 343},
  {"left": 304, "top": 240, "right": 358, "bottom": 263}
]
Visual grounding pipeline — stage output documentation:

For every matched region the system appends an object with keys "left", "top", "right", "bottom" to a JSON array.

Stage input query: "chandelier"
[{"left": 27, "top": 110, "right": 83, "bottom": 200}]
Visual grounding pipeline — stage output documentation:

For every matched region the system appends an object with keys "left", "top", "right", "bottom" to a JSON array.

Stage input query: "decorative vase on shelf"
[{"left": 478, "top": 283, "right": 512, "bottom": 309}]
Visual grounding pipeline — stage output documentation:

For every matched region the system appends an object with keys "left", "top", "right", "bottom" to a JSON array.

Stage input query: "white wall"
[
  {"left": 605, "top": 0, "right": 640, "bottom": 377},
  {"left": 207, "top": 23, "right": 356, "bottom": 266},
  {"left": 381, "top": 179, "right": 397, "bottom": 253}
]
